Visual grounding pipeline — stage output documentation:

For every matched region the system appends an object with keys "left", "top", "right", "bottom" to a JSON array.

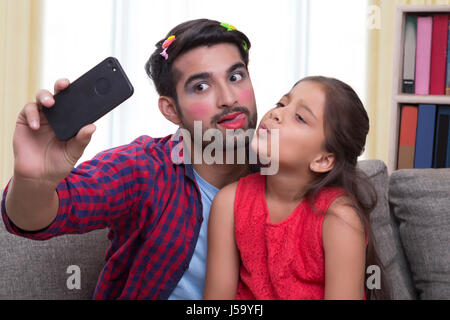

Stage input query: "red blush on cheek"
[
  {"left": 186, "top": 103, "right": 211, "bottom": 120},
  {"left": 238, "top": 89, "right": 255, "bottom": 105}
]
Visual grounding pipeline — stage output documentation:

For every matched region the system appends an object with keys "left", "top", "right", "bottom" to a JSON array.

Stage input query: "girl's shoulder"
[
  {"left": 311, "top": 186, "right": 349, "bottom": 212},
  {"left": 213, "top": 173, "right": 263, "bottom": 213},
  {"left": 213, "top": 181, "right": 239, "bottom": 206},
  {"left": 322, "top": 189, "right": 365, "bottom": 236},
  {"left": 239, "top": 172, "right": 264, "bottom": 184}
]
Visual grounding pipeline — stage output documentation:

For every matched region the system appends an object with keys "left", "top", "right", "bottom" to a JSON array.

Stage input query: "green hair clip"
[
  {"left": 220, "top": 22, "right": 248, "bottom": 51},
  {"left": 242, "top": 40, "right": 248, "bottom": 51},
  {"left": 220, "top": 22, "right": 236, "bottom": 31}
]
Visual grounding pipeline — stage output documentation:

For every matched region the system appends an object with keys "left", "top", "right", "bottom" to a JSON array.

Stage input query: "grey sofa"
[{"left": 0, "top": 160, "right": 449, "bottom": 299}]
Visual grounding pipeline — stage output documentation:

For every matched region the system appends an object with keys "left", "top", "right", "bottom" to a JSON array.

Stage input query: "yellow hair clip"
[{"left": 220, "top": 22, "right": 236, "bottom": 31}]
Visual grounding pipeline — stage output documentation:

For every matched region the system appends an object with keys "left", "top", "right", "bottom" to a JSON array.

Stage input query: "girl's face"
[{"left": 251, "top": 80, "right": 334, "bottom": 173}]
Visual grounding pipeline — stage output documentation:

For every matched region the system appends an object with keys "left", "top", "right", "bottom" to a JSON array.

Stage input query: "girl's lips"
[
  {"left": 258, "top": 123, "right": 271, "bottom": 134},
  {"left": 217, "top": 112, "right": 247, "bottom": 129}
]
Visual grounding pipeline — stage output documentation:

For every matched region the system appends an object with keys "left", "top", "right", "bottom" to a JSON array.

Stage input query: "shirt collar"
[{"left": 169, "top": 128, "right": 196, "bottom": 181}]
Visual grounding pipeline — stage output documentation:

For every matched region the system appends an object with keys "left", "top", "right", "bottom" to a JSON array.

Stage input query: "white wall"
[{"left": 41, "top": 0, "right": 369, "bottom": 164}]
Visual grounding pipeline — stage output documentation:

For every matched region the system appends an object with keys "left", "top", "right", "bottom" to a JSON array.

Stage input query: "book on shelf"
[
  {"left": 430, "top": 14, "right": 449, "bottom": 95},
  {"left": 403, "top": 15, "right": 417, "bottom": 93},
  {"left": 392, "top": 8, "right": 450, "bottom": 172},
  {"left": 402, "top": 14, "right": 450, "bottom": 95},
  {"left": 415, "top": 16, "right": 433, "bottom": 95},
  {"left": 398, "top": 105, "right": 418, "bottom": 169},
  {"left": 414, "top": 105, "right": 437, "bottom": 168},
  {"left": 398, "top": 104, "right": 450, "bottom": 169},
  {"left": 433, "top": 106, "right": 450, "bottom": 168},
  {"left": 446, "top": 19, "right": 450, "bottom": 95}
]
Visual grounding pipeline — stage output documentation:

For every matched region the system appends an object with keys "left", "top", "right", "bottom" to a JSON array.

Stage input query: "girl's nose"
[{"left": 269, "top": 107, "right": 282, "bottom": 123}]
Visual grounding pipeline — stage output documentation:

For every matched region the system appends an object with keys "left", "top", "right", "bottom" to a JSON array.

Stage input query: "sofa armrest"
[{"left": 358, "top": 160, "right": 417, "bottom": 299}]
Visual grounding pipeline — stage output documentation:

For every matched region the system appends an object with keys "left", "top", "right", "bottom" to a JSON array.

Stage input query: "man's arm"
[
  {"left": 323, "top": 196, "right": 366, "bottom": 300},
  {"left": 204, "top": 182, "right": 240, "bottom": 300},
  {"left": 5, "top": 177, "right": 59, "bottom": 232},
  {"left": 4, "top": 78, "right": 95, "bottom": 232}
]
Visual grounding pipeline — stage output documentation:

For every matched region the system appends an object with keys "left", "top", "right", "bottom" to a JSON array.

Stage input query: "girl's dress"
[{"left": 234, "top": 172, "right": 347, "bottom": 300}]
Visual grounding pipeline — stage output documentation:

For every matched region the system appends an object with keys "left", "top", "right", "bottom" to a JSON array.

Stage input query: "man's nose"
[{"left": 217, "top": 82, "right": 238, "bottom": 108}]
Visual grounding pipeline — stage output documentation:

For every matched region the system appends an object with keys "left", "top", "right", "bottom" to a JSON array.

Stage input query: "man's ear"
[
  {"left": 309, "top": 153, "right": 335, "bottom": 174},
  {"left": 158, "top": 96, "right": 182, "bottom": 126}
]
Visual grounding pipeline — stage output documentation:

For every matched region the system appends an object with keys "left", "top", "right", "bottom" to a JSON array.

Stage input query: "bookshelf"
[{"left": 389, "top": 5, "right": 450, "bottom": 172}]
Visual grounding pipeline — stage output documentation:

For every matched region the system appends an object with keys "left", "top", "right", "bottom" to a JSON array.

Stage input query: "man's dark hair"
[{"left": 145, "top": 19, "right": 251, "bottom": 102}]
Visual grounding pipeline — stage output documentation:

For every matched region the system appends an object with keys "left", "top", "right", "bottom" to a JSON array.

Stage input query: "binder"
[
  {"left": 415, "top": 16, "right": 433, "bottom": 95},
  {"left": 446, "top": 19, "right": 450, "bottom": 95},
  {"left": 414, "top": 105, "right": 436, "bottom": 168},
  {"left": 433, "top": 106, "right": 450, "bottom": 168},
  {"left": 403, "top": 15, "right": 417, "bottom": 93},
  {"left": 398, "top": 105, "right": 418, "bottom": 169},
  {"left": 430, "top": 14, "right": 449, "bottom": 95}
]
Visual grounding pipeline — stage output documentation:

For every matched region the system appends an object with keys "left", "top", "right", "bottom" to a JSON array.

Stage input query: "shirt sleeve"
[{"left": 1, "top": 136, "right": 154, "bottom": 240}]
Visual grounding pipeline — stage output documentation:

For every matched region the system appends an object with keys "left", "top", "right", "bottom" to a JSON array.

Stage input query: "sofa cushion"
[
  {"left": 389, "top": 168, "right": 450, "bottom": 300},
  {"left": 358, "top": 160, "right": 417, "bottom": 299},
  {"left": 0, "top": 202, "right": 109, "bottom": 299}
]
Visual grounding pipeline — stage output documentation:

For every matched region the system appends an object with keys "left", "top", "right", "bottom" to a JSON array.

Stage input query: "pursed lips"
[{"left": 258, "top": 122, "right": 271, "bottom": 134}]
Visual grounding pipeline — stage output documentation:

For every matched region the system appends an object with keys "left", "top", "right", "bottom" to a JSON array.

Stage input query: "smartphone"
[{"left": 43, "top": 57, "right": 134, "bottom": 141}]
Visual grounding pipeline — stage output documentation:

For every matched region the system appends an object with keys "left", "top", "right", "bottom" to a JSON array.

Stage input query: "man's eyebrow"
[
  {"left": 183, "top": 62, "right": 247, "bottom": 89},
  {"left": 227, "top": 62, "right": 247, "bottom": 74},
  {"left": 184, "top": 72, "right": 212, "bottom": 89}
]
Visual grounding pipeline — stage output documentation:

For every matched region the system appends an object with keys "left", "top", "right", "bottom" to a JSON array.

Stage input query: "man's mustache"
[{"left": 211, "top": 106, "right": 250, "bottom": 125}]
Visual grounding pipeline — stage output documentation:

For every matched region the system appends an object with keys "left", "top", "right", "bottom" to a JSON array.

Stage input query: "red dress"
[{"left": 234, "top": 173, "right": 347, "bottom": 300}]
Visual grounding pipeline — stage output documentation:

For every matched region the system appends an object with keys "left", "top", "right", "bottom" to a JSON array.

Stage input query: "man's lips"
[
  {"left": 217, "top": 112, "right": 244, "bottom": 123},
  {"left": 217, "top": 112, "right": 247, "bottom": 129}
]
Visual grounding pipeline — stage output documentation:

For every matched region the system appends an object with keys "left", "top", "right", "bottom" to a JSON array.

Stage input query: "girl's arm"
[
  {"left": 323, "top": 196, "right": 366, "bottom": 300},
  {"left": 204, "top": 182, "right": 240, "bottom": 300}
]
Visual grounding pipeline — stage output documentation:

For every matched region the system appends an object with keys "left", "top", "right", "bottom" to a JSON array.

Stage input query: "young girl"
[{"left": 203, "top": 76, "right": 387, "bottom": 300}]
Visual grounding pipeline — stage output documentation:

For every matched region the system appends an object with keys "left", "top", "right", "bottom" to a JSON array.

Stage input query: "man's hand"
[
  {"left": 13, "top": 78, "right": 96, "bottom": 186},
  {"left": 5, "top": 78, "right": 97, "bottom": 231}
]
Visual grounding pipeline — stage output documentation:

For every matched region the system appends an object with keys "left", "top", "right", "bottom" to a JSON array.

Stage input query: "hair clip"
[
  {"left": 160, "top": 35, "right": 176, "bottom": 60},
  {"left": 242, "top": 40, "right": 248, "bottom": 51},
  {"left": 221, "top": 22, "right": 248, "bottom": 51},
  {"left": 220, "top": 22, "right": 236, "bottom": 31}
]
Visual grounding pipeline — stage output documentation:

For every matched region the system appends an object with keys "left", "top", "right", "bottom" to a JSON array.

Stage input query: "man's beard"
[{"left": 180, "top": 106, "right": 258, "bottom": 153}]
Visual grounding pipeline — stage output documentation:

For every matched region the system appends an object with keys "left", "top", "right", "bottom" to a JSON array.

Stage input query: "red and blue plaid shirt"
[{"left": 1, "top": 132, "right": 204, "bottom": 299}]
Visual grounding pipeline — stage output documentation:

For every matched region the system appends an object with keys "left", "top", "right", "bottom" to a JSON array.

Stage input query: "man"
[{"left": 1, "top": 19, "right": 258, "bottom": 299}]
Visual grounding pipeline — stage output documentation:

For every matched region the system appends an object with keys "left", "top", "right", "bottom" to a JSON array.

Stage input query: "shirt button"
[
  {"left": 183, "top": 263, "right": 189, "bottom": 271},
  {"left": 198, "top": 216, "right": 204, "bottom": 223}
]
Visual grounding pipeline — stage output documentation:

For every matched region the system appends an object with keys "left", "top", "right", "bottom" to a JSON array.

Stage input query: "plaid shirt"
[{"left": 1, "top": 131, "right": 204, "bottom": 299}]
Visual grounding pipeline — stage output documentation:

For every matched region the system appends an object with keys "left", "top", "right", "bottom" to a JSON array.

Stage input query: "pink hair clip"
[{"left": 160, "top": 35, "right": 176, "bottom": 60}]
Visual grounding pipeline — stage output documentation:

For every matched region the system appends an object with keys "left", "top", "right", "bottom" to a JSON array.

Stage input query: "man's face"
[{"left": 172, "top": 43, "right": 258, "bottom": 149}]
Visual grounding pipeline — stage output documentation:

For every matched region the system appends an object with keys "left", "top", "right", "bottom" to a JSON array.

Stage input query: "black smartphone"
[{"left": 43, "top": 57, "right": 134, "bottom": 141}]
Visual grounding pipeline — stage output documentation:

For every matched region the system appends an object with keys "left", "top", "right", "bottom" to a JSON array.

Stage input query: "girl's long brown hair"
[{"left": 298, "top": 76, "right": 390, "bottom": 299}]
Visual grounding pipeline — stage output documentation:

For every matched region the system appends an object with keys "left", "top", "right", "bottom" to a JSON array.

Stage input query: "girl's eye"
[
  {"left": 275, "top": 102, "right": 285, "bottom": 108},
  {"left": 195, "top": 83, "right": 210, "bottom": 92},
  {"left": 296, "top": 114, "right": 306, "bottom": 123},
  {"left": 230, "top": 72, "right": 244, "bottom": 82}
]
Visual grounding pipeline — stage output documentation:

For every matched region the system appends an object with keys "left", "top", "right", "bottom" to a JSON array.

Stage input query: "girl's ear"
[
  {"left": 158, "top": 96, "right": 183, "bottom": 126},
  {"left": 310, "top": 153, "right": 335, "bottom": 173}
]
